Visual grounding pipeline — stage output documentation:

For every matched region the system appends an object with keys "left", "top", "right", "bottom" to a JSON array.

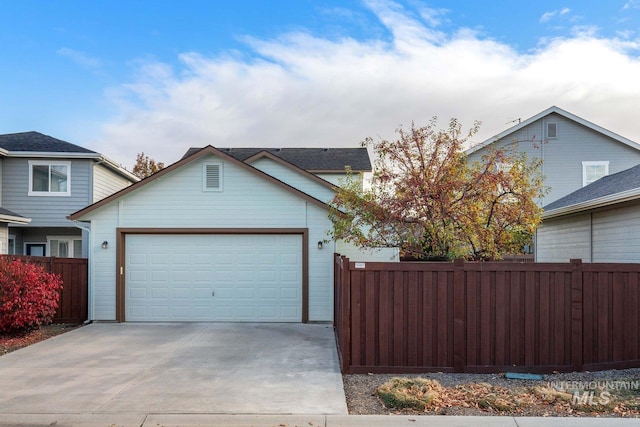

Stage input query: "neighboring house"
[
  {"left": 537, "top": 163, "right": 640, "bottom": 263},
  {"left": 466, "top": 106, "right": 640, "bottom": 206},
  {"left": 69, "top": 145, "right": 390, "bottom": 323},
  {"left": 0, "top": 207, "right": 31, "bottom": 255},
  {"left": 0, "top": 131, "right": 138, "bottom": 257}
]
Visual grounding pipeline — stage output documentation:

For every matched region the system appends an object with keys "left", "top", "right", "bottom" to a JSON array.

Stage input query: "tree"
[
  {"left": 132, "top": 152, "right": 165, "bottom": 179},
  {"left": 330, "top": 118, "right": 547, "bottom": 260}
]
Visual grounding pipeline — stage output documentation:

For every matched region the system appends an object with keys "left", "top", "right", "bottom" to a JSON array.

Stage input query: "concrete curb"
[{"left": 1, "top": 414, "right": 639, "bottom": 427}]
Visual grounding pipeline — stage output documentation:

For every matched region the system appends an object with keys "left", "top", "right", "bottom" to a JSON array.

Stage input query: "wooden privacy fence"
[
  {"left": 1, "top": 255, "right": 88, "bottom": 324},
  {"left": 334, "top": 254, "right": 640, "bottom": 374}
]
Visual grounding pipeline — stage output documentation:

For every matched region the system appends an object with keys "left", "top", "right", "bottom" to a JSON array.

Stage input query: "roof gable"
[
  {"left": 182, "top": 147, "right": 371, "bottom": 172},
  {"left": 466, "top": 106, "right": 640, "bottom": 155},
  {"left": 244, "top": 150, "right": 337, "bottom": 191},
  {"left": 69, "top": 145, "right": 333, "bottom": 220}
]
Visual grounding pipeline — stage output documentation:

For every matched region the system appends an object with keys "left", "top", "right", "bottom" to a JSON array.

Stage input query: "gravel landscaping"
[{"left": 344, "top": 369, "right": 640, "bottom": 417}]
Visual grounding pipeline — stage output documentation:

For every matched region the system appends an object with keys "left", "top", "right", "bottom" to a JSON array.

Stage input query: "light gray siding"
[
  {"left": 93, "top": 164, "right": 133, "bottom": 203},
  {"left": 2, "top": 158, "right": 91, "bottom": 227},
  {"left": 538, "top": 203, "right": 640, "bottom": 263},
  {"left": 468, "top": 113, "right": 640, "bottom": 205},
  {"left": 536, "top": 213, "right": 591, "bottom": 262},
  {"left": 0, "top": 158, "right": 3, "bottom": 202},
  {"left": 81, "top": 153, "right": 336, "bottom": 322},
  {"left": 591, "top": 204, "right": 640, "bottom": 262}
]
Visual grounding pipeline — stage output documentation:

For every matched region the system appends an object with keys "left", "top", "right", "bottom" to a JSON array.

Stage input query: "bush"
[{"left": 0, "top": 258, "right": 63, "bottom": 334}]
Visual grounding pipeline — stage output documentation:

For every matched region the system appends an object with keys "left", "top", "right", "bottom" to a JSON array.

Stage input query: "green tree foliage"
[{"left": 330, "top": 118, "right": 547, "bottom": 260}]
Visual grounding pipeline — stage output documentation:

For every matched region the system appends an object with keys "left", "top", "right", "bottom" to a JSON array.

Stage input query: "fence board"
[{"left": 335, "top": 254, "right": 640, "bottom": 374}]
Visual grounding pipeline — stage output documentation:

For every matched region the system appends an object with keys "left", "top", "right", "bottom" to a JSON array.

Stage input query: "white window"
[
  {"left": 47, "top": 236, "right": 83, "bottom": 258},
  {"left": 203, "top": 162, "right": 223, "bottom": 192},
  {"left": 582, "top": 161, "right": 609, "bottom": 187},
  {"left": 28, "top": 160, "right": 71, "bottom": 196},
  {"left": 546, "top": 122, "right": 558, "bottom": 139}
]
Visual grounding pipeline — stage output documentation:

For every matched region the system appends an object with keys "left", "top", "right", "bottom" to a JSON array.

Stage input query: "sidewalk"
[{"left": 1, "top": 414, "right": 639, "bottom": 427}]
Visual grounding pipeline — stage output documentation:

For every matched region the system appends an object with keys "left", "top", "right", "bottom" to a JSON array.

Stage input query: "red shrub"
[{"left": 0, "top": 258, "right": 63, "bottom": 333}]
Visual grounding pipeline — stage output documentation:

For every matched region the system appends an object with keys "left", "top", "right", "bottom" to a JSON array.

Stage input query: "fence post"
[
  {"left": 340, "top": 255, "right": 351, "bottom": 374},
  {"left": 453, "top": 258, "right": 466, "bottom": 373},
  {"left": 570, "top": 258, "right": 583, "bottom": 372}
]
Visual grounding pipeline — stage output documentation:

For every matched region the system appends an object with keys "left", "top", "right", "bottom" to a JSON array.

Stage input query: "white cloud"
[
  {"left": 96, "top": 1, "right": 640, "bottom": 169},
  {"left": 540, "top": 7, "right": 571, "bottom": 23},
  {"left": 57, "top": 48, "right": 102, "bottom": 69},
  {"left": 623, "top": 0, "right": 640, "bottom": 10}
]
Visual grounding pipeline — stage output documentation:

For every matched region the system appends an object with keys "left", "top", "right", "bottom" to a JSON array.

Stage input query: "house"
[
  {"left": 0, "top": 131, "right": 138, "bottom": 256},
  {"left": 536, "top": 163, "right": 640, "bottom": 262},
  {"left": 466, "top": 106, "right": 640, "bottom": 206},
  {"left": 68, "top": 145, "right": 388, "bottom": 323}
]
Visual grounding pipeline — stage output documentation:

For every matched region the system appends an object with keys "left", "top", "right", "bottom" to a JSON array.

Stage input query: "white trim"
[
  {"left": 0, "top": 214, "right": 30, "bottom": 224},
  {"left": 28, "top": 160, "right": 72, "bottom": 196},
  {"left": 46, "top": 235, "right": 83, "bottom": 258},
  {"left": 466, "top": 106, "right": 640, "bottom": 155},
  {"left": 542, "top": 186, "right": 640, "bottom": 219},
  {"left": 582, "top": 161, "right": 609, "bottom": 187},
  {"left": 202, "top": 162, "right": 223, "bottom": 192},
  {"left": 4, "top": 151, "right": 138, "bottom": 182}
]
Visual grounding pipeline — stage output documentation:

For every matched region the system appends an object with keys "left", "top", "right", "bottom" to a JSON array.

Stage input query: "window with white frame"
[
  {"left": 546, "top": 122, "right": 558, "bottom": 139},
  {"left": 47, "top": 236, "right": 83, "bottom": 258},
  {"left": 28, "top": 160, "right": 71, "bottom": 196},
  {"left": 582, "top": 161, "right": 609, "bottom": 187}
]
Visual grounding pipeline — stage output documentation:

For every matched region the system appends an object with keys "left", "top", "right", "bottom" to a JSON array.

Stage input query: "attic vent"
[
  {"left": 546, "top": 122, "right": 558, "bottom": 139},
  {"left": 203, "top": 163, "right": 223, "bottom": 192}
]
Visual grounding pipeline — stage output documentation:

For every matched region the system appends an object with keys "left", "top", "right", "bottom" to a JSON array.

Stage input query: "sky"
[{"left": 1, "top": 0, "right": 640, "bottom": 169}]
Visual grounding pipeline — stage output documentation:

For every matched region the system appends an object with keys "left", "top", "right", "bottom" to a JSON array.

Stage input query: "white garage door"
[{"left": 125, "top": 234, "right": 302, "bottom": 322}]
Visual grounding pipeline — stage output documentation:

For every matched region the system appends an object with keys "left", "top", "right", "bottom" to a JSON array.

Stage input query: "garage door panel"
[{"left": 125, "top": 234, "right": 302, "bottom": 322}]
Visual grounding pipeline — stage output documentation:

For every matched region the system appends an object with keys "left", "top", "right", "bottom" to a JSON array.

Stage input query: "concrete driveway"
[{"left": 0, "top": 323, "right": 347, "bottom": 416}]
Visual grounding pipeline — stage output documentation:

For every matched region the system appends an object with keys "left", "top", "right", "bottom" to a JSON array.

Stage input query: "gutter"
[
  {"left": 542, "top": 187, "right": 640, "bottom": 219},
  {"left": 3, "top": 150, "right": 139, "bottom": 182},
  {"left": 0, "top": 214, "right": 31, "bottom": 224}
]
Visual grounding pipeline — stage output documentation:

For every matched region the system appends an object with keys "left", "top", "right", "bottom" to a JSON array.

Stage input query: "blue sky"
[{"left": 1, "top": 1, "right": 640, "bottom": 167}]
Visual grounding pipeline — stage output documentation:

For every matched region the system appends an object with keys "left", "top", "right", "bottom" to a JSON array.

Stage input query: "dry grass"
[{"left": 374, "top": 376, "right": 640, "bottom": 417}]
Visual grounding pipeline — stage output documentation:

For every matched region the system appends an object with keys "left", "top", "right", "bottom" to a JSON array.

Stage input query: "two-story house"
[
  {"left": 466, "top": 106, "right": 640, "bottom": 207},
  {"left": 0, "top": 131, "right": 138, "bottom": 256}
]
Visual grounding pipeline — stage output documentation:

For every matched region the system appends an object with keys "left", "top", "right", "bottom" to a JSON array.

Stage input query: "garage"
[{"left": 125, "top": 233, "right": 303, "bottom": 322}]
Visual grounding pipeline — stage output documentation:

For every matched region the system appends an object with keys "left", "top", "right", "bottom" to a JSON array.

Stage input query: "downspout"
[
  {"left": 589, "top": 212, "right": 593, "bottom": 263},
  {"left": 72, "top": 220, "right": 94, "bottom": 324}
]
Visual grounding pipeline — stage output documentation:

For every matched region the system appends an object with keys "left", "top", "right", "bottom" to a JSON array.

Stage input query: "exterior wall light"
[
  {"left": 102, "top": 241, "right": 108, "bottom": 249},
  {"left": 317, "top": 241, "right": 323, "bottom": 250}
]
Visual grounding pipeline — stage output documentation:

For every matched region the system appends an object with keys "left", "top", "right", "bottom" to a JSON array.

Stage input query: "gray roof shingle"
[
  {"left": 182, "top": 147, "right": 371, "bottom": 171},
  {"left": 0, "top": 131, "right": 95, "bottom": 153},
  {"left": 544, "top": 163, "right": 640, "bottom": 211}
]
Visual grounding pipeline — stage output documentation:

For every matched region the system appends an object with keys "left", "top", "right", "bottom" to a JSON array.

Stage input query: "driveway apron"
[{"left": 0, "top": 323, "right": 348, "bottom": 415}]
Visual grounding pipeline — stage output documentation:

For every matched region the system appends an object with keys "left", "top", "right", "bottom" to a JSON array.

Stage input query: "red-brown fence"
[
  {"left": 334, "top": 254, "right": 640, "bottom": 374},
  {"left": 0, "top": 255, "right": 88, "bottom": 324}
]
